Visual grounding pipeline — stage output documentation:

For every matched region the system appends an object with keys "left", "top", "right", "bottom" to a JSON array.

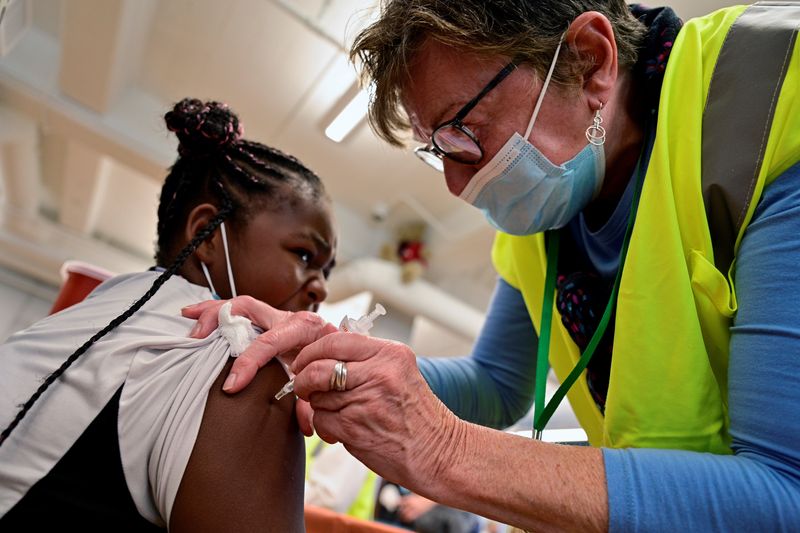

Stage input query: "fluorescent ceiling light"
[{"left": 325, "top": 89, "right": 369, "bottom": 143}]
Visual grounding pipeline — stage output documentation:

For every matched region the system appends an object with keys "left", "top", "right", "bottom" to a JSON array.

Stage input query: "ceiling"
[{"left": 0, "top": 0, "right": 737, "bottom": 310}]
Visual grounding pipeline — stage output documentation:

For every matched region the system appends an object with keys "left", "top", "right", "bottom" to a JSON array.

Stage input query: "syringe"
[{"left": 274, "top": 303, "right": 386, "bottom": 400}]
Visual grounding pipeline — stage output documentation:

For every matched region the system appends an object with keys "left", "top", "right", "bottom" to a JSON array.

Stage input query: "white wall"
[
  {"left": 409, "top": 315, "right": 474, "bottom": 357},
  {"left": 0, "top": 265, "right": 56, "bottom": 341}
]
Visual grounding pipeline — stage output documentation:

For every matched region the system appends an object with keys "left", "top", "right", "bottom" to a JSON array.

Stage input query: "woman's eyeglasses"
[{"left": 414, "top": 61, "right": 518, "bottom": 172}]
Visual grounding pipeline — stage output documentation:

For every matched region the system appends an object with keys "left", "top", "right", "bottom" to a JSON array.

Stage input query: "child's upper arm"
[{"left": 169, "top": 358, "right": 305, "bottom": 532}]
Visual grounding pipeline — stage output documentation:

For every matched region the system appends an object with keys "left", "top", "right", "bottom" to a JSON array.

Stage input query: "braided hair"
[{"left": 0, "top": 98, "right": 326, "bottom": 447}]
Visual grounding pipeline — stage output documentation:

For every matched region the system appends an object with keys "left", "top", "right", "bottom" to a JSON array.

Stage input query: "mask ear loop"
[
  {"left": 524, "top": 33, "right": 565, "bottom": 140},
  {"left": 200, "top": 262, "right": 219, "bottom": 299},
  {"left": 220, "top": 221, "right": 237, "bottom": 298}
]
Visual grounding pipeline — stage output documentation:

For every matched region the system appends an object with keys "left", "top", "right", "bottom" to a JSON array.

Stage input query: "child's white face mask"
[{"left": 200, "top": 222, "right": 237, "bottom": 299}]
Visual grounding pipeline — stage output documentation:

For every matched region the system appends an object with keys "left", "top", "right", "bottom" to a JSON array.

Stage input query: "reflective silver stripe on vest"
[{"left": 702, "top": 1, "right": 800, "bottom": 273}]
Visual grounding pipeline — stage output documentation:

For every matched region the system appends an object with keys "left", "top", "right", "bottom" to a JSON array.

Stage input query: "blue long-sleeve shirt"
[
  {"left": 417, "top": 276, "right": 537, "bottom": 429},
  {"left": 418, "top": 163, "right": 800, "bottom": 529}
]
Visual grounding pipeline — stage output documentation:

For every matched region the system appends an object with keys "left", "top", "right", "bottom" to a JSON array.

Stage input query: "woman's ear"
[
  {"left": 185, "top": 203, "right": 221, "bottom": 265},
  {"left": 566, "top": 11, "right": 619, "bottom": 109}
]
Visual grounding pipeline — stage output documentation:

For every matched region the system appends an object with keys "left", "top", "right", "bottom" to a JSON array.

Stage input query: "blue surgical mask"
[{"left": 458, "top": 39, "right": 606, "bottom": 236}]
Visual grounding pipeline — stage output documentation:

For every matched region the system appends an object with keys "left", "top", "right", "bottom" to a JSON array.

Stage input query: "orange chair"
[
  {"left": 304, "top": 505, "right": 409, "bottom": 533},
  {"left": 49, "top": 260, "right": 115, "bottom": 314}
]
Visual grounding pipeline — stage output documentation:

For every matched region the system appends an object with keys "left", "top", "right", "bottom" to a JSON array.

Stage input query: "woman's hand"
[
  {"left": 182, "top": 296, "right": 338, "bottom": 435},
  {"left": 183, "top": 296, "right": 338, "bottom": 389},
  {"left": 290, "top": 332, "right": 464, "bottom": 495},
  {"left": 184, "top": 297, "right": 464, "bottom": 495}
]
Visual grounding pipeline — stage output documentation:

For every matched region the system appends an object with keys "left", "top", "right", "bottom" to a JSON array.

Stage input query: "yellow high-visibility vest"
[{"left": 492, "top": 4, "right": 800, "bottom": 450}]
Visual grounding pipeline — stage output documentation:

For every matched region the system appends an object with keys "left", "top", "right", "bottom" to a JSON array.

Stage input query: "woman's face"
[
  {"left": 222, "top": 194, "right": 337, "bottom": 312},
  {"left": 402, "top": 39, "right": 591, "bottom": 197}
]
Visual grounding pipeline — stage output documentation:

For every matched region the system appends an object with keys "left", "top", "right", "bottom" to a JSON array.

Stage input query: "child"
[{"left": 0, "top": 98, "right": 336, "bottom": 531}]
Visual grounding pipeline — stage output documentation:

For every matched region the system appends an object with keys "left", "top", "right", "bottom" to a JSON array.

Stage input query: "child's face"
[{"left": 228, "top": 196, "right": 336, "bottom": 312}]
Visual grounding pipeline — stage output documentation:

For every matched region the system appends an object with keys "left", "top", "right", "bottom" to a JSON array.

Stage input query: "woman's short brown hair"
[{"left": 351, "top": 0, "right": 646, "bottom": 146}]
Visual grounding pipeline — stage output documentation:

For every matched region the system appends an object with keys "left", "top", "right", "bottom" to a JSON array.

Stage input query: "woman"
[
  {"left": 188, "top": 2, "right": 800, "bottom": 530},
  {"left": 0, "top": 98, "right": 336, "bottom": 531}
]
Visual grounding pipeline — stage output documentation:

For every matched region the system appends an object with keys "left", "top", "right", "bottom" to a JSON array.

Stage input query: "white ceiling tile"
[
  {"left": 139, "top": 0, "right": 340, "bottom": 143},
  {"left": 315, "top": 0, "right": 379, "bottom": 48}
]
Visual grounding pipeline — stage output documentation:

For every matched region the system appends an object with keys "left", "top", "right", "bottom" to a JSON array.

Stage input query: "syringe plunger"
[{"left": 340, "top": 303, "right": 386, "bottom": 334}]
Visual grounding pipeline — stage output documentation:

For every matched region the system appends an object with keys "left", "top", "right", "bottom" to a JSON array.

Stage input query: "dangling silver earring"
[{"left": 585, "top": 104, "right": 606, "bottom": 146}]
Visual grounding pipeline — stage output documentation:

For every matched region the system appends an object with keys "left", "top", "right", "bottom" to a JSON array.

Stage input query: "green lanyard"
[{"left": 533, "top": 150, "right": 648, "bottom": 440}]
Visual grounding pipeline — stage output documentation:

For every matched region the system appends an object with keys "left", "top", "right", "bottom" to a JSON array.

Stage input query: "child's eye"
[
  {"left": 293, "top": 249, "right": 312, "bottom": 265},
  {"left": 322, "top": 258, "right": 336, "bottom": 280}
]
